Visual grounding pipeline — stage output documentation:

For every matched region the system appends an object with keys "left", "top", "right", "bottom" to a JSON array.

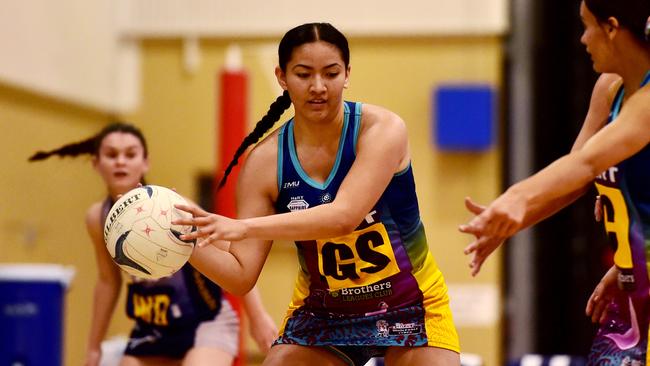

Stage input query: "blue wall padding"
[{"left": 433, "top": 85, "right": 497, "bottom": 151}]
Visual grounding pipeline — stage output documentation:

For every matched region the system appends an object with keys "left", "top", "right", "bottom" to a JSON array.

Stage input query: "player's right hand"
[{"left": 173, "top": 204, "right": 248, "bottom": 245}]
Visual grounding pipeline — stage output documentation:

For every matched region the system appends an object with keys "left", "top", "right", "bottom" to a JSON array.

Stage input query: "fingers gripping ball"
[{"left": 104, "top": 185, "right": 196, "bottom": 279}]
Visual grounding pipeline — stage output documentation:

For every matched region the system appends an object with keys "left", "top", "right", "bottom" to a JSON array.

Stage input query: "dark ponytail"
[
  {"left": 585, "top": 0, "right": 650, "bottom": 42},
  {"left": 218, "top": 91, "right": 292, "bottom": 189},
  {"left": 28, "top": 137, "right": 96, "bottom": 161},
  {"left": 28, "top": 122, "right": 148, "bottom": 162}
]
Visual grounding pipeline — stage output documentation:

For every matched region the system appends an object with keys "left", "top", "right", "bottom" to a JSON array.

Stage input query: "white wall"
[
  {"left": 121, "top": 0, "right": 508, "bottom": 37},
  {"left": 0, "top": 0, "right": 138, "bottom": 113},
  {"left": 0, "top": 0, "right": 508, "bottom": 113}
]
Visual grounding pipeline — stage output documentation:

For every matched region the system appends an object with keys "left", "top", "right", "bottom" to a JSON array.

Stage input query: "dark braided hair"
[
  {"left": 218, "top": 90, "right": 292, "bottom": 188},
  {"left": 28, "top": 122, "right": 148, "bottom": 162},
  {"left": 585, "top": 0, "right": 650, "bottom": 42},
  {"left": 218, "top": 22, "right": 350, "bottom": 189}
]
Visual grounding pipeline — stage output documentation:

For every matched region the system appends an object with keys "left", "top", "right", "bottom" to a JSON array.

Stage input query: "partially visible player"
[
  {"left": 459, "top": 0, "right": 650, "bottom": 364},
  {"left": 29, "top": 122, "right": 277, "bottom": 366}
]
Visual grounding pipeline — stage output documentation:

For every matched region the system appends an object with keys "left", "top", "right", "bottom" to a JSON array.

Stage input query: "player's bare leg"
[
  {"left": 262, "top": 344, "right": 348, "bottom": 366},
  {"left": 384, "top": 346, "right": 460, "bottom": 366}
]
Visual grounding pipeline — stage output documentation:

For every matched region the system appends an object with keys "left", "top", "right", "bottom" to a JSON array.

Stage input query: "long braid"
[
  {"left": 28, "top": 137, "right": 96, "bottom": 161},
  {"left": 28, "top": 122, "right": 148, "bottom": 162},
  {"left": 218, "top": 90, "right": 292, "bottom": 189}
]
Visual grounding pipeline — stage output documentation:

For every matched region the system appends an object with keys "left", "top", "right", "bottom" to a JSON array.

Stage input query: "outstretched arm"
[
  {"left": 177, "top": 105, "right": 408, "bottom": 243},
  {"left": 183, "top": 105, "right": 409, "bottom": 291},
  {"left": 481, "top": 83, "right": 650, "bottom": 232},
  {"left": 460, "top": 74, "right": 628, "bottom": 275},
  {"left": 187, "top": 132, "right": 278, "bottom": 294},
  {"left": 237, "top": 107, "right": 409, "bottom": 240}
]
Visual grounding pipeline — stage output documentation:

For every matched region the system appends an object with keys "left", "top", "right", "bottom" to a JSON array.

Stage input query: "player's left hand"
[{"left": 585, "top": 266, "right": 619, "bottom": 324}]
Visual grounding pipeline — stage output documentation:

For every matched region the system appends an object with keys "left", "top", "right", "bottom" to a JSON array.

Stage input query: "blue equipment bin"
[{"left": 0, "top": 264, "right": 75, "bottom": 366}]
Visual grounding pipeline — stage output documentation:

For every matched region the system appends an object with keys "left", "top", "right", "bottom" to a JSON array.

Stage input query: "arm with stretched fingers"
[
  {"left": 175, "top": 105, "right": 409, "bottom": 243},
  {"left": 460, "top": 74, "right": 624, "bottom": 275},
  {"left": 184, "top": 105, "right": 411, "bottom": 290}
]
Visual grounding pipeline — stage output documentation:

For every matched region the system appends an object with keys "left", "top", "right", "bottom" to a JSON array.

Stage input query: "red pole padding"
[
  {"left": 216, "top": 70, "right": 247, "bottom": 216},
  {"left": 215, "top": 68, "right": 248, "bottom": 366}
]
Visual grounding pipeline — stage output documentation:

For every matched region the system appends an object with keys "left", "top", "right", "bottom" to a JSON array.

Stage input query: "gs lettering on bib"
[{"left": 317, "top": 223, "right": 400, "bottom": 290}]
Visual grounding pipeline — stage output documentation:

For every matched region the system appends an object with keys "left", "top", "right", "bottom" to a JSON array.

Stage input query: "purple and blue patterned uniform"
[
  {"left": 588, "top": 72, "right": 650, "bottom": 366},
  {"left": 273, "top": 101, "right": 459, "bottom": 365}
]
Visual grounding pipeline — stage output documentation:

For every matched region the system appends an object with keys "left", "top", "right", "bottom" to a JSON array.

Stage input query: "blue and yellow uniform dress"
[
  {"left": 588, "top": 72, "right": 650, "bottom": 366},
  {"left": 101, "top": 198, "right": 224, "bottom": 358},
  {"left": 273, "top": 101, "right": 459, "bottom": 365}
]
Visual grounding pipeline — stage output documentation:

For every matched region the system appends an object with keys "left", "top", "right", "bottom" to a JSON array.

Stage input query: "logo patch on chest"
[
  {"left": 287, "top": 198, "right": 309, "bottom": 211},
  {"left": 320, "top": 192, "right": 333, "bottom": 203},
  {"left": 283, "top": 181, "right": 300, "bottom": 189}
]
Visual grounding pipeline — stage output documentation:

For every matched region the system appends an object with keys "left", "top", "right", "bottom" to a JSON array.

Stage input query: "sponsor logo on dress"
[
  {"left": 283, "top": 181, "right": 300, "bottom": 189},
  {"left": 376, "top": 320, "right": 389, "bottom": 337},
  {"left": 388, "top": 322, "right": 422, "bottom": 336},
  {"left": 320, "top": 192, "right": 333, "bottom": 203},
  {"left": 287, "top": 196, "right": 309, "bottom": 211},
  {"left": 330, "top": 281, "right": 392, "bottom": 302},
  {"left": 376, "top": 320, "right": 422, "bottom": 337}
]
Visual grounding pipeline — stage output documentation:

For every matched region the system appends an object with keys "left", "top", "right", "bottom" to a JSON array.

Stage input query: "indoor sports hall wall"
[
  {"left": 1, "top": 3, "right": 506, "bottom": 365},
  {"left": 0, "top": 86, "right": 117, "bottom": 362},
  {"left": 1, "top": 35, "right": 503, "bottom": 365},
  {"left": 135, "top": 37, "right": 503, "bottom": 365}
]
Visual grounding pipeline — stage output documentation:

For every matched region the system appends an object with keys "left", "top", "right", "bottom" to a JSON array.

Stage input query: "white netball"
[{"left": 103, "top": 185, "right": 196, "bottom": 279}]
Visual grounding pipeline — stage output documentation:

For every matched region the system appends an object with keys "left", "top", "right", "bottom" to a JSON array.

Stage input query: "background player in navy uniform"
[
  {"left": 29, "top": 122, "right": 277, "bottom": 366},
  {"left": 178, "top": 23, "right": 460, "bottom": 366},
  {"left": 459, "top": 1, "right": 650, "bottom": 364}
]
